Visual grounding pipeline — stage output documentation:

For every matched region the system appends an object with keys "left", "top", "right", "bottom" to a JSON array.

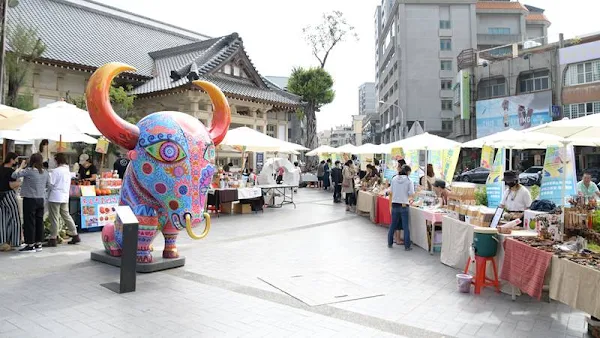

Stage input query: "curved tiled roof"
[
  {"left": 8, "top": 0, "right": 208, "bottom": 77},
  {"left": 132, "top": 33, "right": 302, "bottom": 107},
  {"left": 526, "top": 13, "right": 550, "bottom": 23},
  {"left": 476, "top": 1, "right": 527, "bottom": 11}
]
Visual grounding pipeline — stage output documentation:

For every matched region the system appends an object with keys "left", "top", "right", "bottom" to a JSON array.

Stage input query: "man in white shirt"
[
  {"left": 500, "top": 171, "right": 532, "bottom": 212},
  {"left": 47, "top": 153, "right": 80, "bottom": 247}
]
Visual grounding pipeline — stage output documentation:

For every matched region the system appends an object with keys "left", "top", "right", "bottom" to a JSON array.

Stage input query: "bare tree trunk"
[{"left": 305, "top": 105, "right": 318, "bottom": 170}]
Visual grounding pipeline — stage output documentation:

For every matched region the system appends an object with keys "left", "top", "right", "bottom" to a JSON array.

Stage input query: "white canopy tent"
[
  {"left": 527, "top": 114, "right": 600, "bottom": 140},
  {"left": 219, "top": 127, "right": 307, "bottom": 153},
  {"left": 353, "top": 143, "right": 389, "bottom": 154},
  {"left": 17, "top": 101, "right": 102, "bottom": 139},
  {"left": 334, "top": 143, "right": 358, "bottom": 154},
  {"left": 0, "top": 105, "right": 32, "bottom": 130},
  {"left": 386, "top": 132, "right": 461, "bottom": 151},
  {"left": 305, "top": 145, "right": 337, "bottom": 157}
]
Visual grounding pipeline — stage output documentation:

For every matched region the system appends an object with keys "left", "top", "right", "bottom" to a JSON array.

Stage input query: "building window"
[
  {"left": 439, "top": 20, "right": 451, "bottom": 29},
  {"left": 441, "top": 79, "right": 453, "bottom": 90},
  {"left": 440, "top": 60, "right": 452, "bottom": 71},
  {"left": 565, "top": 59, "right": 600, "bottom": 86},
  {"left": 488, "top": 27, "right": 511, "bottom": 35},
  {"left": 233, "top": 66, "right": 241, "bottom": 77},
  {"left": 478, "top": 77, "right": 506, "bottom": 99},
  {"left": 489, "top": 47, "right": 512, "bottom": 56},
  {"left": 519, "top": 69, "right": 550, "bottom": 93},
  {"left": 266, "top": 125, "right": 276, "bottom": 137},
  {"left": 441, "top": 100, "right": 453, "bottom": 111},
  {"left": 565, "top": 101, "right": 600, "bottom": 119},
  {"left": 440, "top": 39, "right": 452, "bottom": 51},
  {"left": 223, "top": 64, "right": 231, "bottom": 74},
  {"left": 442, "top": 120, "right": 453, "bottom": 131}
]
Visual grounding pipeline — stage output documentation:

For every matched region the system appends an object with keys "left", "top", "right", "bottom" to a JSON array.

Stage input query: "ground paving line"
[{"left": 167, "top": 268, "right": 452, "bottom": 338}]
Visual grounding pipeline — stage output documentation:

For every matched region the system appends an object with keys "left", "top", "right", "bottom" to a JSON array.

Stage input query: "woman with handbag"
[
  {"left": 342, "top": 160, "right": 356, "bottom": 212},
  {"left": 0, "top": 153, "right": 23, "bottom": 251}
]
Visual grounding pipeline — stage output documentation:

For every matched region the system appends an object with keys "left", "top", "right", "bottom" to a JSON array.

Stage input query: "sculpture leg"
[
  {"left": 102, "top": 224, "right": 121, "bottom": 257},
  {"left": 162, "top": 224, "right": 179, "bottom": 259},
  {"left": 132, "top": 206, "right": 158, "bottom": 263}
]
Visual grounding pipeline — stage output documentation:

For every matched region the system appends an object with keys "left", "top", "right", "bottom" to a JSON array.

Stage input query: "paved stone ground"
[{"left": 0, "top": 188, "right": 591, "bottom": 337}]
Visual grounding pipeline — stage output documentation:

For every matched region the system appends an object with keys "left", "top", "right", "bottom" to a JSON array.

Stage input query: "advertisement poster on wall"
[
  {"left": 480, "top": 145, "right": 494, "bottom": 169},
  {"left": 486, "top": 148, "right": 505, "bottom": 208},
  {"left": 539, "top": 145, "right": 577, "bottom": 206},
  {"left": 475, "top": 90, "right": 552, "bottom": 138}
]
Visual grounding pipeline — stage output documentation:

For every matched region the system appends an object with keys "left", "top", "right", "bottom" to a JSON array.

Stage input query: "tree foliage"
[
  {"left": 287, "top": 67, "right": 335, "bottom": 111},
  {"left": 288, "top": 67, "right": 335, "bottom": 166},
  {"left": 5, "top": 21, "right": 46, "bottom": 107},
  {"left": 303, "top": 10, "right": 357, "bottom": 69}
]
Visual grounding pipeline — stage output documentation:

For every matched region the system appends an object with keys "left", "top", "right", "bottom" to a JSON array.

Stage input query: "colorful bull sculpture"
[{"left": 85, "top": 63, "right": 231, "bottom": 263}]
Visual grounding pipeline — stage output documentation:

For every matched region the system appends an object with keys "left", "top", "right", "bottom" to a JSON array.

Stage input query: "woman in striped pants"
[{"left": 0, "top": 153, "right": 22, "bottom": 251}]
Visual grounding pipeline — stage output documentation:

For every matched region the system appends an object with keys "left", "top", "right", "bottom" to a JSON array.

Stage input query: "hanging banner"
[
  {"left": 359, "top": 154, "right": 373, "bottom": 171},
  {"left": 404, "top": 150, "right": 420, "bottom": 184},
  {"left": 539, "top": 145, "right": 577, "bottom": 206},
  {"left": 428, "top": 150, "right": 443, "bottom": 179},
  {"left": 319, "top": 152, "right": 330, "bottom": 162},
  {"left": 442, "top": 146, "right": 461, "bottom": 182},
  {"left": 391, "top": 147, "right": 405, "bottom": 161},
  {"left": 486, "top": 148, "right": 505, "bottom": 208},
  {"left": 480, "top": 145, "right": 494, "bottom": 169}
]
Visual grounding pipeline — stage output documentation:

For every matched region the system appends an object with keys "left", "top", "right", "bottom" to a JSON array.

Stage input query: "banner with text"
[
  {"left": 428, "top": 150, "right": 444, "bottom": 180},
  {"left": 539, "top": 145, "right": 577, "bottom": 206},
  {"left": 481, "top": 145, "right": 494, "bottom": 169},
  {"left": 486, "top": 148, "right": 505, "bottom": 208},
  {"left": 442, "top": 146, "right": 461, "bottom": 182},
  {"left": 405, "top": 150, "right": 420, "bottom": 184}
]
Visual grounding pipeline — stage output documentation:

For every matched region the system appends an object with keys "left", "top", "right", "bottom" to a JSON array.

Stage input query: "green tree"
[
  {"left": 303, "top": 11, "right": 357, "bottom": 69},
  {"left": 4, "top": 21, "right": 46, "bottom": 107},
  {"left": 287, "top": 67, "right": 334, "bottom": 166}
]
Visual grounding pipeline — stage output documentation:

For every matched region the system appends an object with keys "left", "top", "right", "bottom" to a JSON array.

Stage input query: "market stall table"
[
  {"left": 257, "top": 184, "right": 297, "bottom": 208},
  {"left": 550, "top": 256, "right": 600, "bottom": 318},
  {"left": 409, "top": 207, "right": 444, "bottom": 254},
  {"left": 356, "top": 190, "right": 377, "bottom": 223},
  {"left": 440, "top": 216, "right": 540, "bottom": 288},
  {"left": 207, "top": 189, "right": 239, "bottom": 216},
  {"left": 501, "top": 237, "right": 553, "bottom": 300},
  {"left": 376, "top": 196, "right": 391, "bottom": 227}
]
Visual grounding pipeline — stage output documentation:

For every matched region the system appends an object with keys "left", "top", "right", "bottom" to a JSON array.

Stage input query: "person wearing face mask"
[{"left": 499, "top": 171, "right": 532, "bottom": 216}]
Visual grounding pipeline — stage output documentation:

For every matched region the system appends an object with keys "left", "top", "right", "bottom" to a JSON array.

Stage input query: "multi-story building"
[
  {"left": 374, "top": 0, "right": 551, "bottom": 143},
  {"left": 352, "top": 115, "right": 365, "bottom": 146},
  {"left": 362, "top": 113, "right": 381, "bottom": 144},
  {"left": 455, "top": 32, "right": 600, "bottom": 168},
  {"left": 9, "top": 0, "right": 302, "bottom": 169},
  {"left": 317, "top": 130, "right": 331, "bottom": 146},
  {"left": 358, "top": 82, "right": 376, "bottom": 115},
  {"left": 329, "top": 125, "right": 355, "bottom": 147},
  {"left": 264, "top": 76, "right": 306, "bottom": 147}
]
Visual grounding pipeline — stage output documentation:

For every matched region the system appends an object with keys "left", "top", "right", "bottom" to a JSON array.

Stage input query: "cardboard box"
[
  {"left": 220, "top": 202, "right": 233, "bottom": 214},
  {"left": 234, "top": 203, "right": 252, "bottom": 214}
]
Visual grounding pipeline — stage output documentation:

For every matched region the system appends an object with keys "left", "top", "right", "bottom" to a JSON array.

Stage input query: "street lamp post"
[{"left": 379, "top": 100, "right": 406, "bottom": 140}]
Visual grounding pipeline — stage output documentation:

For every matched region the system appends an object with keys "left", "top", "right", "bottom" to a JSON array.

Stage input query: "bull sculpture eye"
[
  {"left": 203, "top": 144, "right": 216, "bottom": 161},
  {"left": 145, "top": 140, "right": 186, "bottom": 163}
]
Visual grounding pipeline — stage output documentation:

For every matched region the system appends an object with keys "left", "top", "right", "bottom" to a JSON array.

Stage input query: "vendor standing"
[
  {"left": 499, "top": 171, "right": 532, "bottom": 213},
  {"left": 78, "top": 154, "right": 98, "bottom": 185},
  {"left": 432, "top": 180, "right": 449, "bottom": 207},
  {"left": 577, "top": 170, "right": 600, "bottom": 199}
]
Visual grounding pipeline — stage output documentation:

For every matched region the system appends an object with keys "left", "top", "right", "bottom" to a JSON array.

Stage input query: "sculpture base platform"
[{"left": 90, "top": 251, "right": 186, "bottom": 273}]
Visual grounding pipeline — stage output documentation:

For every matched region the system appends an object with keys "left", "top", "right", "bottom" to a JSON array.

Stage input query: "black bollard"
[{"left": 101, "top": 206, "right": 139, "bottom": 294}]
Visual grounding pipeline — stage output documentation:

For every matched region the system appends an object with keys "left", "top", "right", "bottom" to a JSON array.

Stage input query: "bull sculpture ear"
[
  {"left": 192, "top": 80, "right": 231, "bottom": 146},
  {"left": 86, "top": 63, "right": 140, "bottom": 150}
]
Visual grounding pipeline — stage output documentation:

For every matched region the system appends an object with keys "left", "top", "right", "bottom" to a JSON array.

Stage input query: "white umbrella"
[
  {"left": 353, "top": 143, "right": 388, "bottom": 154},
  {"left": 334, "top": 143, "right": 358, "bottom": 154},
  {"left": 462, "top": 129, "right": 568, "bottom": 149},
  {"left": 387, "top": 132, "right": 461, "bottom": 151},
  {"left": 18, "top": 101, "right": 101, "bottom": 136},
  {"left": 528, "top": 115, "right": 600, "bottom": 139},
  {"left": 306, "top": 145, "right": 337, "bottom": 156},
  {"left": 219, "top": 127, "right": 306, "bottom": 153},
  {"left": 0, "top": 105, "right": 32, "bottom": 130}
]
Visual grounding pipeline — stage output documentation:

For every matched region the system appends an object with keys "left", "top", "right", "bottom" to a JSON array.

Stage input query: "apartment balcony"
[
  {"left": 440, "top": 89, "right": 454, "bottom": 98},
  {"left": 477, "top": 34, "right": 521, "bottom": 46}
]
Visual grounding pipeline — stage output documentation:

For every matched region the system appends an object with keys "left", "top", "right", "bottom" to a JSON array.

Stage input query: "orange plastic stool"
[{"left": 463, "top": 255, "right": 500, "bottom": 294}]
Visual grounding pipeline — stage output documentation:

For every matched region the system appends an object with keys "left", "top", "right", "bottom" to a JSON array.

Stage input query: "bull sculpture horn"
[
  {"left": 192, "top": 80, "right": 231, "bottom": 146},
  {"left": 86, "top": 63, "right": 140, "bottom": 150}
]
